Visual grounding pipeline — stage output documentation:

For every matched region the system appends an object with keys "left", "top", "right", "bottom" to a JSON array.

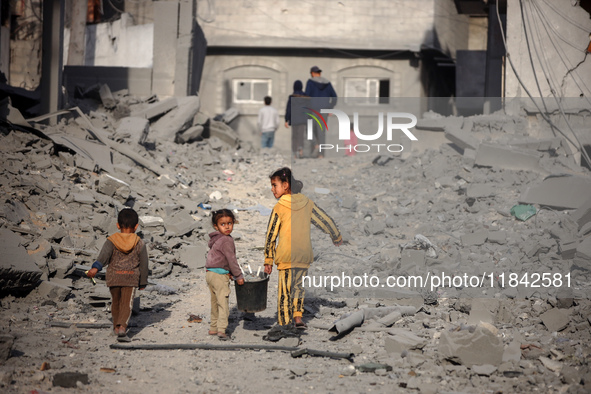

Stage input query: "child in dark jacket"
[
  {"left": 87, "top": 208, "right": 148, "bottom": 339},
  {"left": 205, "top": 209, "right": 244, "bottom": 340}
]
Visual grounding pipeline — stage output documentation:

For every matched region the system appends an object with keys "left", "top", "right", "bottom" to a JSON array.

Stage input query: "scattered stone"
[
  {"left": 472, "top": 364, "right": 497, "bottom": 376},
  {"left": 540, "top": 308, "right": 570, "bottom": 332},
  {"left": 0, "top": 228, "right": 42, "bottom": 295},
  {"left": 520, "top": 174, "right": 591, "bottom": 210},
  {"left": 384, "top": 330, "right": 427, "bottom": 355},
  {"left": 439, "top": 325, "right": 504, "bottom": 367}
]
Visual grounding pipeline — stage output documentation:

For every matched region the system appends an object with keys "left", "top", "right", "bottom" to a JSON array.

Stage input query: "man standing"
[
  {"left": 305, "top": 66, "right": 337, "bottom": 158},
  {"left": 258, "top": 96, "right": 279, "bottom": 148}
]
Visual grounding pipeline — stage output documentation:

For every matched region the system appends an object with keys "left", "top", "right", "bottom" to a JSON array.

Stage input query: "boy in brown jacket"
[{"left": 87, "top": 208, "right": 148, "bottom": 338}]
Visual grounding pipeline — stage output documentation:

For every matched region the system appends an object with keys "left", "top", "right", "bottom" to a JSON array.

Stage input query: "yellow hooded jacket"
[{"left": 264, "top": 194, "right": 342, "bottom": 270}]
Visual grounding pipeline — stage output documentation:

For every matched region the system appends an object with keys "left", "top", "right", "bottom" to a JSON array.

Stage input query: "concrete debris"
[
  {"left": 151, "top": 96, "right": 200, "bottom": 141},
  {"left": 475, "top": 143, "right": 542, "bottom": 172},
  {"left": 384, "top": 329, "right": 427, "bottom": 354},
  {"left": 28, "top": 280, "right": 72, "bottom": 302},
  {"left": 571, "top": 197, "right": 591, "bottom": 230},
  {"left": 178, "top": 243, "right": 207, "bottom": 270},
  {"left": 540, "top": 308, "right": 570, "bottom": 332},
  {"left": 520, "top": 174, "right": 591, "bottom": 210},
  {"left": 116, "top": 117, "right": 150, "bottom": 144},
  {"left": 99, "top": 84, "right": 116, "bottom": 110},
  {"left": 0, "top": 228, "right": 42, "bottom": 294},
  {"left": 439, "top": 325, "right": 504, "bottom": 367},
  {"left": 445, "top": 126, "right": 479, "bottom": 151},
  {"left": 574, "top": 236, "right": 591, "bottom": 270},
  {"left": 472, "top": 364, "right": 497, "bottom": 376},
  {"left": 131, "top": 97, "right": 178, "bottom": 120}
]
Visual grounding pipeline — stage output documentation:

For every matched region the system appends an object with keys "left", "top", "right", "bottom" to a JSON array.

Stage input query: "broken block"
[
  {"left": 151, "top": 96, "right": 200, "bottom": 141},
  {"left": 131, "top": 97, "right": 177, "bottom": 120},
  {"left": 475, "top": 143, "right": 541, "bottom": 172},
  {"left": 520, "top": 175, "right": 591, "bottom": 210},
  {"left": 445, "top": 128, "right": 479, "bottom": 151},
  {"left": 99, "top": 84, "right": 116, "bottom": 109},
  {"left": 461, "top": 231, "right": 488, "bottom": 246},
  {"left": 33, "top": 280, "right": 72, "bottom": 302},
  {"left": 466, "top": 184, "right": 496, "bottom": 198},
  {"left": 540, "top": 308, "right": 570, "bottom": 332},
  {"left": 487, "top": 231, "right": 507, "bottom": 245},
  {"left": 176, "top": 125, "right": 205, "bottom": 144},
  {"left": 573, "top": 236, "right": 591, "bottom": 270},
  {"left": 468, "top": 299, "right": 499, "bottom": 325},
  {"left": 439, "top": 325, "right": 504, "bottom": 367},
  {"left": 384, "top": 330, "right": 426, "bottom": 355},
  {"left": 96, "top": 174, "right": 130, "bottom": 197},
  {"left": 116, "top": 117, "right": 149, "bottom": 143},
  {"left": 571, "top": 196, "right": 591, "bottom": 231},
  {"left": 179, "top": 243, "right": 208, "bottom": 270},
  {"left": 0, "top": 229, "right": 42, "bottom": 295}
]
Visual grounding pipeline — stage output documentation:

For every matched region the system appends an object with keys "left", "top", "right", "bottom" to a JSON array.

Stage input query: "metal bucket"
[{"left": 235, "top": 276, "right": 269, "bottom": 313}]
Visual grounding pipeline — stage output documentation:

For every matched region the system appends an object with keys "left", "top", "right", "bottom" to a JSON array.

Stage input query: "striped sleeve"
[
  {"left": 311, "top": 203, "right": 342, "bottom": 244},
  {"left": 264, "top": 209, "right": 281, "bottom": 265}
]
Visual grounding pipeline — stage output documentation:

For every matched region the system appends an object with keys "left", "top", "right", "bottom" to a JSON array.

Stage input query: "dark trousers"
[
  {"left": 312, "top": 122, "right": 325, "bottom": 148},
  {"left": 110, "top": 286, "right": 136, "bottom": 330},
  {"left": 291, "top": 124, "right": 306, "bottom": 155}
]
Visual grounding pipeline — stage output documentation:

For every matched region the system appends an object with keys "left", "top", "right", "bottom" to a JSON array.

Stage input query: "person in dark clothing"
[
  {"left": 305, "top": 66, "right": 337, "bottom": 158},
  {"left": 284, "top": 80, "right": 309, "bottom": 159}
]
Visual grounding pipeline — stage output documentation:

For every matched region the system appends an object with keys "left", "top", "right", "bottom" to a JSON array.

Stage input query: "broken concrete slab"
[
  {"left": 487, "top": 231, "right": 507, "bottom": 245},
  {"left": 116, "top": 117, "right": 149, "bottom": 143},
  {"left": 468, "top": 299, "right": 499, "bottom": 325},
  {"left": 178, "top": 243, "right": 207, "bottom": 270},
  {"left": 0, "top": 228, "right": 42, "bottom": 295},
  {"left": 163, "top": 211, "right": 199, "bottom": 237},
  {"left": 540, "top": 308, "right": 570, "bottom": 332},
  {"left": 131, "top": 97, "right": 178, "bottom": 120},
  {"left": 520, "top": 174, "right": 591, "bottom": 210},
  {"left": 461, "top": 230, "right": 488, "bottom": 246},
  {"left": 30, "top": 280, "right": 72, "bottom": 302},
  {"left": 151, "top": 96, "right": 200, "bottom": 141},
  {"left": 208, "top": 120, "right": 240, "bottom": 149},
  {"left": 0, "top": 335, "right": 14, "bottom": 362},
  {"left": 502, "top": 340, "right": 522, "bottom": 363},
  {"left": 474, "top": 143, "right": 541, "bottom": 172},
  {"left": 2, "top": 198, "right": 31, "bottom": 224},
  {"left": 72, "top": 192, "right": 96, "bottom": 205},
  {"left": 466, "top": 184, "right": 496, "bottom": 198},
  {"left": 571, "top": 197, "right": 591, "bottom": 231},
  {"left": 140, "top": 215, "right": 164, "bottom": 228},
  {"left": 573, "top": 236, "right": 591, "bottom": 270},
  {"left": 384, "top": 330, "right": 427, "bottom": 355},
  {"left": 176, "top": 125, "right": 205, "bottom": 144},
  {"left": 47, "top": 133, "right": 115, "bottom": 174},
  {"left": 445, "top": 127, "right": 479, "bottom": 151},
  {"left": 99, "top": 84, "right": 116, "bottom": 109},
  {"left": 472, "top": 364, "right": 497, "bottom": 376},
  {"left": 438, "top": 325, "right": 504, "bottom": 367},
  {"left": 416, "top": 116, "right": 463, "bottom": 132},
  {"left": 96, "top": 174, "right": 130, "bottom": 197}
]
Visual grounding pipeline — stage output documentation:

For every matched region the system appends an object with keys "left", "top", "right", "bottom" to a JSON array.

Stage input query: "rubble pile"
[{"left": 0, "top": 92, "right": 590, "bottom": 393}]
